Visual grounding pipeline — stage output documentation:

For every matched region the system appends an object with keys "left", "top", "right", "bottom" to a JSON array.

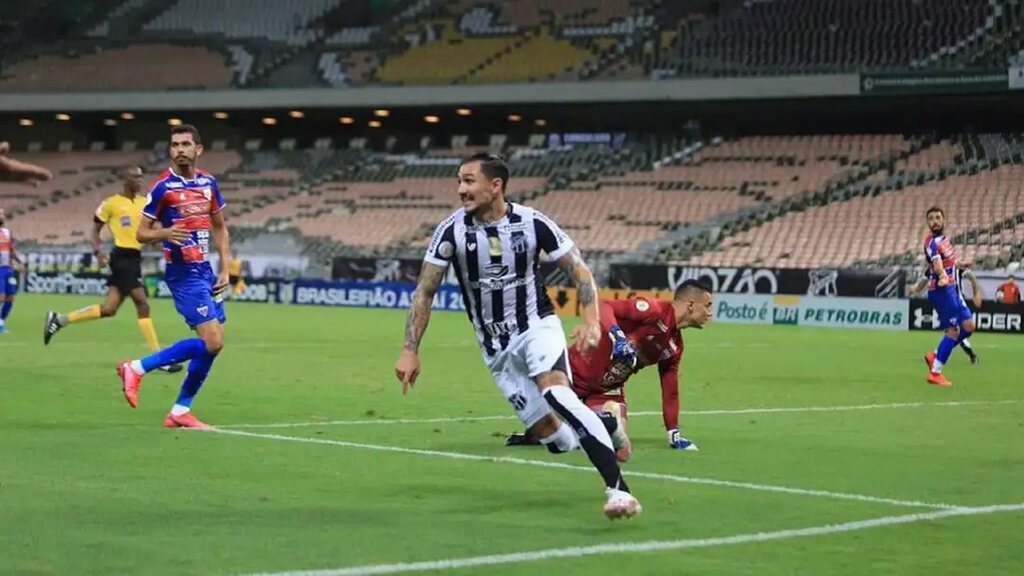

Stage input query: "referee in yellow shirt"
[{"left": 43, "top": 165, "right": 182, "bottom": 373}]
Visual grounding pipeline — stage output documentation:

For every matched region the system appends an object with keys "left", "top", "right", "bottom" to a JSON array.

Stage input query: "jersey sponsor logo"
[
  {"left": 487, "top": 236, "right": 502, "bottom": 257},
  {"left": 164, "top": 181, "right": 183, "bottom": 189},
  {"left": 635, "top": 300, "right": 650, "bottom": 312},
  {"left": 177, "top": 202, "right": 210, "bottom": 217},
  {"left": 119, "top": 215, "right": 132, "bottom": 228},
  {"left": 483, "top": 263, "right": 509, "bottom": 278},
  {"left": 484, "top": 320, "right": 514, "bottom": 337}
]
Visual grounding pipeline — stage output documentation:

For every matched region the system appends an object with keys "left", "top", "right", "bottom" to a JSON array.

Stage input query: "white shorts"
[{"left": 484, "top": 314, "right": 571, "bottom": 428}]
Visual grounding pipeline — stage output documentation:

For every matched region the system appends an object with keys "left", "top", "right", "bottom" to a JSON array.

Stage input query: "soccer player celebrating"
[
  {"left": 115, "top": 124, "right": 231, "bottom": 428},
  {"left": 395, "top": 153, "right": 640, "bottom": 519},
  {"left": 0, "top": 208, "right": 25, "bottom": 334},
  {"left": 921, "top": 206, "right": 976, "bottom": 387},
  {"left": 507, "top": 280, "right": 714, "bottom": 460},
  {"left": 908, "top": 261, "right": 981, "bottom": 364},
  {"left": 43, "top": 166, "right": 182, "bottom": 373}
]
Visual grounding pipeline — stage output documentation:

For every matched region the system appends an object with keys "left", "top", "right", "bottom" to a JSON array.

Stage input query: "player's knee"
[
  {"left": 534, "top": 370, "right": 570, "bottom": 390},
  {"left": 201, "top": 331, "right": 224, "bottom": 354},
  {"left": 134, "top": 302, "right": 150, "bottom": 318},
  {"left": 962, "top": 319, "right": 976, "bottom": 333},
  {"left": 527, "top": 413, "right": 562, "bottom": 439},
  {"left": 100, "top": 304, "right": 117, "bottom": 317},
  {"left": 946, "top": 327, "right": 960, "bottom": 339}
]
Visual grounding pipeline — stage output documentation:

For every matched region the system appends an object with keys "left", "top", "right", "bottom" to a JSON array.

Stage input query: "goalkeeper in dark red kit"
[{"left": 507, "top": 279, "right": 713, "bottom": 460}]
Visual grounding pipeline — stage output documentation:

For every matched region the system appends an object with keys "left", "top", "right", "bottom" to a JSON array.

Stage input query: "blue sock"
[
  {"left": 957, "top": 329, "right": 972, "bottom": 344},
  {"left": 1, "top": 300, "right": 12, "bottom": 320},
  {"left": 139, "top": 338, "right": 207, "bottom": 373},
  {"left": 936, "top": 334, "right": 957, "bottom": 365},
  {"left": 175, "top": 352, "right": 216, "bottom": 408}
]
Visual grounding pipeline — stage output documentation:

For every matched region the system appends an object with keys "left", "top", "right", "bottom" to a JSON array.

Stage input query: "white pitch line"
[
  {"left": 217, "top": 399, "right": 1022, "bottom": 429},
  {"left": 238, "top": 502, "right": 1024, "bottom": 576},
  {"left": 207, "top": 428, "right": 961, "bottom": 510}
]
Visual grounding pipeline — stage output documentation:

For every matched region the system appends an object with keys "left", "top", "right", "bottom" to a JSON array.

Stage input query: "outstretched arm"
[{"left": 396, "top": 262, "right": 446, "bottom": 392}]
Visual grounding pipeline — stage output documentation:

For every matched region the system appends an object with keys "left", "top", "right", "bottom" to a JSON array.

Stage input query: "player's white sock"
[
  {"left": 539, "top": 421, "right": 579, "bottom": 453},
  {"left": 542, "top": 386, "right": 614, "bottom": 450},
  {"left": 170, "top": 404, "right": 190, "bottom": 416},
  {"left": 931, "top": 358, "right": 945, "bottom": 374},
  {"left": 129, "top": 360, "right": 146, "bottom": 375}
]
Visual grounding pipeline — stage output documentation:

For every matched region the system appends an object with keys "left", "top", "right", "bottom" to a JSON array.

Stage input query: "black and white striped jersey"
[{"left": 424, "top": 203, "right": 574, "bottom": 356}]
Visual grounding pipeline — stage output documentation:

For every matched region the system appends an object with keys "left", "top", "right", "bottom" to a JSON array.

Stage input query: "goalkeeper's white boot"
[
  {"left": 602, "top": 401, "right": 632, "bottom": 462},
  {"left": 603, "top": 487, "right": 641, "bottom": 520}
]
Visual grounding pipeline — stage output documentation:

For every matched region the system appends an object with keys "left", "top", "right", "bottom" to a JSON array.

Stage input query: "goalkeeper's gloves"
[
  {"left": 667, "top": 428, "right": 699, "bottom": 451},
  {"left": 608, "top": 324, "right": 637, "bottom": 370}
]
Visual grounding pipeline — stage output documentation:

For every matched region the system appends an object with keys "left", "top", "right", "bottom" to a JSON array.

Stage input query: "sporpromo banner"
[
  {"left": 22, "top": 271, "right": 109, "bottom": 295},
  {"left": 909, "top": 299, "right": 1024, "bottom": 335},
  {"left": 608, "top": 264, "right": 905, "bottom": 297}
]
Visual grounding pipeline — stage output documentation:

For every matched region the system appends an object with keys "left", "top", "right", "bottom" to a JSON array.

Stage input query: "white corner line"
[
  {"left": 235, "top": 502, "right": 1024, "bottom": 576},
  {"left": 205, "top": 427, "right": 962, "bottom": 511}
]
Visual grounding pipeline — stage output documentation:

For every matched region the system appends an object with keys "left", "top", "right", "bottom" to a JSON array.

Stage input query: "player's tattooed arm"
[
  {"left": 403, "top": 261, "right": 445, "bottom": 352},
  {"left": 555, "top": 247, "right": 601, "bottom": 348}
]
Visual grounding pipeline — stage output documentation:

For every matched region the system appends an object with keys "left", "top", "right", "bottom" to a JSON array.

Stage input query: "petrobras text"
[{"left": 710, "top": 294, "right": 908, "bottom": 330}]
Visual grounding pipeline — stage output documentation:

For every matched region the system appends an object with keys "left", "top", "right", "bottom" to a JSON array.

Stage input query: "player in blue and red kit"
[
  {"left": 0, "top": 209, "right": 25, "bottom": 334},
  {"left": 921, "top": 206, "right": 976, "bottom": 387},
  {"left": 116, "top": 124, "right": 232, "bottom": 428}
]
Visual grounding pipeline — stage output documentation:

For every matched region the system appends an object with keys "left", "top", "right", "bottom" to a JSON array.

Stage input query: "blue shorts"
[
  {"left": 928, "top": 286, "right": 972, "bottom": 330},
  {"left": 0, "top": 266, "right": 17, "bottom": 297},
  {"left": 165, "top": 263, "right": 226, "bottom": 329}
]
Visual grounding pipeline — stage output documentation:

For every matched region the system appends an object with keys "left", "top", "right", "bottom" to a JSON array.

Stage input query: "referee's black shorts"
[{"left": 107, "top": 247, "right": 143, "bottom": 293}]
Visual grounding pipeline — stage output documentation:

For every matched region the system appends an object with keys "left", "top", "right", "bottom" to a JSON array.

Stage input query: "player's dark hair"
[
  {"left": 926, "top": 205, "right": 945, "bottom": 218},
  {"left": 170, "top": 124, "right": 202, "bottom": 146},
  {"left": 674, "top": 278, "right": 712, "bottom": 300},
  {"left": 462, "top": 152, "right": 509, "bottom": 193}
]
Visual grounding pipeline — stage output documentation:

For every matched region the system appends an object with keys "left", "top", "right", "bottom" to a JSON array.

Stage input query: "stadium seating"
[
  {"left": 2, "top": 0, "right": 1021, "bottom": 89},
  {"left": 6, "top": 133, "right": 1022, "bottom": 270}
]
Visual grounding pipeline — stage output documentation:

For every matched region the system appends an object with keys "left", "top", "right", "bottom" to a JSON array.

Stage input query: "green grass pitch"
[{"left": 2, "top": 294, "right": 1022, "bottom": 575}]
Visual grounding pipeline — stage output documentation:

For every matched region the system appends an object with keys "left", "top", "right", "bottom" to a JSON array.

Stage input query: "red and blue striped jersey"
[
  {"left": 142, "top": 168, "right": 225, "bottom": 265},
  {"left": 923, "top": 232, "right": 957, "bottom": 291},
  {"left": 0, "top": 227, "right": 13, "bottom": 268}
]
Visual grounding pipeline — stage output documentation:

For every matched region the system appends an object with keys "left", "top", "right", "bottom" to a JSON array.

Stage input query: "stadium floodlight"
[
  {"left": 18, "top": 119, "right": 33, "bottom": 126},
  {"left": 120, "top": 112, "right": 135, "bottom": 120},
  {"left": 213, "top": 112, "right": 229, "bottom": 120},
  {"left": 456, "top": 108, "right": 472, "bottom": 116},
  {"left": 55, "top": 113, "right": 71, "bottom": 121},
  {"left": 167, "top": 118, "right": 182, "bottom": 126},
  {"left": 262, "top": 117, "right": 278, "bottom": 126},
  {"left": 289, "top": 110, "right": 305, "bottom": 119},
  {"left": 424, "top": 115, "right": 440, "bottom": 123},
  {"left": 373, "top": 109, "right": 390, "bottom": 117},
  {"left": 507, "top": 114, "right": 522, "bottom": 122},
  {"left": 102, "top": 119, "right": 118, "bottom": 126},
  {"left": 368, "top": 120, "right": 383, "bottom": 128},
  {"left": 339, "top": 116, "right": 355, "bottom": 124}
]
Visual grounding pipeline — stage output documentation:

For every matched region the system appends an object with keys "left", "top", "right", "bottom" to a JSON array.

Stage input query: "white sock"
[
  {"left": 170, "top": 404, "right": 190, "bottom": 416},
  {"left": 539, "top": 421, "right": 579, "bottom": 452},
  {"left": 543, "top": 386, "right": 614, "bottom": 450},
  {"left": 931, "top": 359, "right": 944, "bottom": 374},
  {"left": 129, "top": 360, "right": 145, "bottom": 375}
]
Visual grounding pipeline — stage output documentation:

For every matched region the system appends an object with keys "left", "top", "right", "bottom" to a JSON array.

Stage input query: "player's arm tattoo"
[
  {"left": 403, "top": 262, "right": 445, "bottom": 352},
  {"left": 556, "top": 247, "right": 597, "bottom": 306}
]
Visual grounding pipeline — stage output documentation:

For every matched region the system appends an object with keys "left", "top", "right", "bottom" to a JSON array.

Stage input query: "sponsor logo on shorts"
[{"left": 197, "top": 305, "right": 209, "bottom": 317}]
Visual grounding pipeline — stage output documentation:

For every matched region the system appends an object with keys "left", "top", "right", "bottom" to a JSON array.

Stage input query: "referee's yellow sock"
[
  {"left": 66, "top": 304, "right": 101, "bottom": 324},
  {"left": 137, "top": 318, "right": 161, "bottom": 352}
]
